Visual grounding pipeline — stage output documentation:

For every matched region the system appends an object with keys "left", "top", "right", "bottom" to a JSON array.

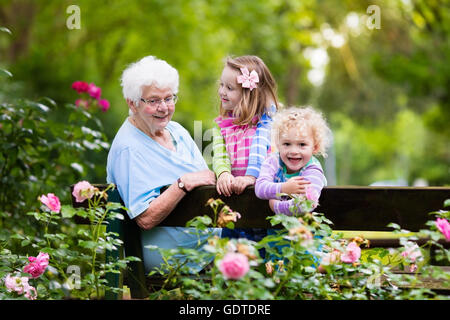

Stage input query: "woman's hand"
[
  {"left": 232, "top": 175, "right": 256, "bottom": 195},
  {"left": 216, "top": 171, "right": 234, "bottom": 197},
  {"left": 281, "top": 176, "right": 311, "bottom": 195},
  {"left": 181, "top": 169, "right": 216, "bottom": 192}
]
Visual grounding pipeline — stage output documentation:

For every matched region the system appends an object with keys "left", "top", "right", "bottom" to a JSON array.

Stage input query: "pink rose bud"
[
  {"left": 23, "top": 252, "right": 49, "bottom": 278},
  {"left": 219, "top": 252, "right": 250, "bottom": 280},
  {"left": 98, "top": 98, "right": 110, "bottom": 112},
  {"left": 39, "top": 193, "right": 61, "bottom": 213},
  {"left": 340, "top": 242, "right": 361, "bottom": 264},
  {"left": 87, "top": 83, "right": 101, "bottom": 99},
  {"left": 71, "top": 81, "right": 89, "bottom": 93},
  {"left": 436, "top": 218, "right": 450, "bottom": 241},
  {"left": 72, "top": 180, "right": 96, "bottom": 203}
]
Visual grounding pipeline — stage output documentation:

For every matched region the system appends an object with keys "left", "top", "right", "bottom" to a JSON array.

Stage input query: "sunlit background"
[{"left": 1, "top": 0, "right": 448, "bottom": 186}]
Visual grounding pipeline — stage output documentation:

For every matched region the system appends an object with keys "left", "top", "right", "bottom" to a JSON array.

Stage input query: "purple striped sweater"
[{"left": 255, "top": 153, "right": 327, "bottom": 215}]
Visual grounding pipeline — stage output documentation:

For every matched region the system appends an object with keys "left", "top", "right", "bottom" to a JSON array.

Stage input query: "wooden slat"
[{"left": 71, "top": 184, "right": 450, "bottom": 232}]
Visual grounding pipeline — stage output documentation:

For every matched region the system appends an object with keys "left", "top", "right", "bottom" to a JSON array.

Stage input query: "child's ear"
[{"left": 313, "top": 142, "right": 320, "bottom": 154}]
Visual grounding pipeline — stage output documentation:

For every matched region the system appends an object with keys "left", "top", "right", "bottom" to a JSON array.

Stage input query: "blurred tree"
[{"left": 0, "top": 0, "right": 448, "bottom": 185}]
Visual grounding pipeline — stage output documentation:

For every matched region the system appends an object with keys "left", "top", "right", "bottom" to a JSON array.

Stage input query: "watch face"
[{"left": 178, "top": 181, "right": 184, "bottom": 188}]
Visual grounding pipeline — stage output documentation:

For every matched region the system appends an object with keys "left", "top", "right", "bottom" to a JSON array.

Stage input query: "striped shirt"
[
  {"left": 255, "top": 153, "right": 327, "bottom": 215},
  {"left": 212, "top": 105, "right": 275, "bottom": 177}
]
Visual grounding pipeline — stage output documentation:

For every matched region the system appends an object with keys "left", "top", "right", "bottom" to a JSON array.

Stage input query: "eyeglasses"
[{"left": 140, "top": 94, "right": 178, "bottom": 107}]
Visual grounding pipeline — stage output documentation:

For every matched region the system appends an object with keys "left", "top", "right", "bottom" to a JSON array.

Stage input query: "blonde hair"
[
  {"left": 271, "top": 106, "right": 333, "bottom": 157},
  {"left": 220, "top": 55, "right": 279, "bottom": 125}
]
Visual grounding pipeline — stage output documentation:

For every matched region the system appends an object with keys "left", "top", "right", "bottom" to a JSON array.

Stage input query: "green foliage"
[
  {"left": 0, "top": 185, "right": 139, "bottom": 300},
  {"left": 148, "top": 199, "right": 450, "bottom": 300},
  {"left": 1, "top": 0, "right": 447, "bottom": 185},
  {"left": 0, "top": 97, "right": 110, "bottom": 256}
]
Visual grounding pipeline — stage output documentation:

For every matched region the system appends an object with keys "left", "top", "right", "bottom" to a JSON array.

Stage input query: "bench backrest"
[
  {"left": 72, "top": 185, "right": 450, "bottom": 230},
  {"left": 158, "top": 186, "right": 449, "bottom": 232}
]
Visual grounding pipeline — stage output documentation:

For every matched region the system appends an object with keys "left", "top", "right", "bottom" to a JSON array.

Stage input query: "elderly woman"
[{"left": 106, "top": 56, "right": 219, "bottom": 273}]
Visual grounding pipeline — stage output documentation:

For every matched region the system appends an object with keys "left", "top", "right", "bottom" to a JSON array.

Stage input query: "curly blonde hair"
[{"left": 271, "top": 106, "right": 333, "bottom": 157}]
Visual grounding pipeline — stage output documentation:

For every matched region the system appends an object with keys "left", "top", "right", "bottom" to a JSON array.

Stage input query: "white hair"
[{"left": 120, "top": 55, "right": 179, "bottom": 106}]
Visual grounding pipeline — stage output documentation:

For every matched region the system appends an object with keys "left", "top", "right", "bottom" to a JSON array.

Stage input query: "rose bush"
[
  {"left": 71, "top": 81, "right": 110, "bottom": 112},
  {"left": 1, "top": 183, "right": 139, "bottom": 300},
  {"left": 148, "top": 197, "right": 450, "bottom": 300},
  {"left": 0, "top": 72, "right": 122, "bottom": 299}
]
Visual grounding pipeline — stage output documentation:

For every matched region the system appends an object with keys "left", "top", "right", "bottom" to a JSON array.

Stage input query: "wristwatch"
[{"left": 177, "top": 177, "right": 188, "bottom": 193}]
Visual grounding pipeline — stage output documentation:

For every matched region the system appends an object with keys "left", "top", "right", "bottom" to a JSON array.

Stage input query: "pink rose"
[
  {"left": 341, "top": 242, "right": 361, "bottom": 264},
  {"left": 71, "top": 81, "right": 89, "bottom": 93},
  {"left": 4, "top": 274, "right": 37, "bottom": 299},
  {"left": 75, "top": 98, "right": 90, "bottom": 109},
  {"left": 72, "top": 180, "right": 96, "bottom": 203},
  {"left": 401, "top": 242, "right": 422, "bottom": 262},
  {"left": 305, "top": 186, "right": 320, "bottom": 203},
  {"left": 219, "top": 252, "right": 250, "bottom": 280},
  {"left": 321, "top": 249, "right": 341, "bottom": 266},
  {"left": 87, "top": 83, "right": 101, "bottom": 99},
  {"left": 98, "top": 98, "right": 110, "bottom": 112},
  {"left": 5, "top": 274, "right": 29, "bottom": 294},
  {"left": 23, "top": 252, "right": 49, "bottom": 278},
  {"left": 39, "top": 193, "right": 61, "bottom": 213},
  {"left": 24, "top": 285, "right": 37, "bottom": 300},
  {"left": 436, "top": 218, "right": 450, "bottom": 241}
]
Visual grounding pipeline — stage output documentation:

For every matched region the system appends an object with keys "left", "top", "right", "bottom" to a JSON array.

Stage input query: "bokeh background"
[{"left": 1, "top": 0, "right": 449, "bottom": 187}]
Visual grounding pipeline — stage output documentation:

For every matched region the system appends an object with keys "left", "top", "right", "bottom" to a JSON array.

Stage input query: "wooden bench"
[{"left": 71, "top": 185, "right": 450, "bottom": 299}]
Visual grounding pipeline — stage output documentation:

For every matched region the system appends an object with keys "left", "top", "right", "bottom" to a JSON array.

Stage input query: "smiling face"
[
  {"left": 218, "top": 66, "right": 243, "bottom": 112},
  {"left": 129, "top": 85, "right": 175, "bottom": 135},
  {"left": 277, "top": 126, "right": 317, "bottom": 174}
]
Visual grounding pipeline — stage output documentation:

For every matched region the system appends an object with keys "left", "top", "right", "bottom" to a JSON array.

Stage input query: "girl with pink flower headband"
[
  {"left": 213, "top": 55, "right": 279, "bottom": 194},
  {"left": 212, "top": 55, "right": 279, "bottom": 242}
]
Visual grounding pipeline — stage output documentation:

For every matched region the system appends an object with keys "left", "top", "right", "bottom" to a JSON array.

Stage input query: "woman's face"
[
  {"left": 132, "top": 85, "right": 175, "bottom": 134},
  {"left": 218, "top": 66, "right": 242, "bottom": 112}
]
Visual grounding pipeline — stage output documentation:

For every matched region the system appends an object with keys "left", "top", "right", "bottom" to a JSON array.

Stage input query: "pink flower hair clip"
[{"left": 237, "top": 67, "right": 259, "bottom": 91}]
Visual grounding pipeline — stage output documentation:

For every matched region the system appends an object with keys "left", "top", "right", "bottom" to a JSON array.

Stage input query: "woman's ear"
[{"left": 127, "top": 99, "right": 137, "bottom": 114}]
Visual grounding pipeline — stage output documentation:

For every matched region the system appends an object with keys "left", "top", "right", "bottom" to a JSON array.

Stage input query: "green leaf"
[
  {"left": 61, "top": 205, "right": 78, "bottom": 218},
  {"left": 38, "top": 97, "right": 57, "bottom": 109},
  {"left": 0, "top": 27, "right": 11, "bottom": 34},
  {"left": 78, "top": 240, "right": 98, "bottom": 249},
  {"left": 225, "top": 221, "right": 235, "bottom": 229},
  {"left": 186, "top": 215, "right": 212, "bottom": 228},
  {"left": 0, "top": 68, "right": 13, "bottom": 77},
  {"left": 444, "top": 199, "right": 450, "bottom": 208},
  {"left": 387, "top": 222, "right": 401, "bottom": 230}
]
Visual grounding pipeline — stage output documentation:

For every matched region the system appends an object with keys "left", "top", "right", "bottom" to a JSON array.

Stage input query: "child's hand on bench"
[{"left": 281, "top": 177, "right": 311, "bottom": 195}]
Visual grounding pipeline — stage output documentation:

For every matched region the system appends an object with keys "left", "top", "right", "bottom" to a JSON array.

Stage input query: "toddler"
[{"left": 255, "top": 106, "right": 332, "bottom": 214}]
